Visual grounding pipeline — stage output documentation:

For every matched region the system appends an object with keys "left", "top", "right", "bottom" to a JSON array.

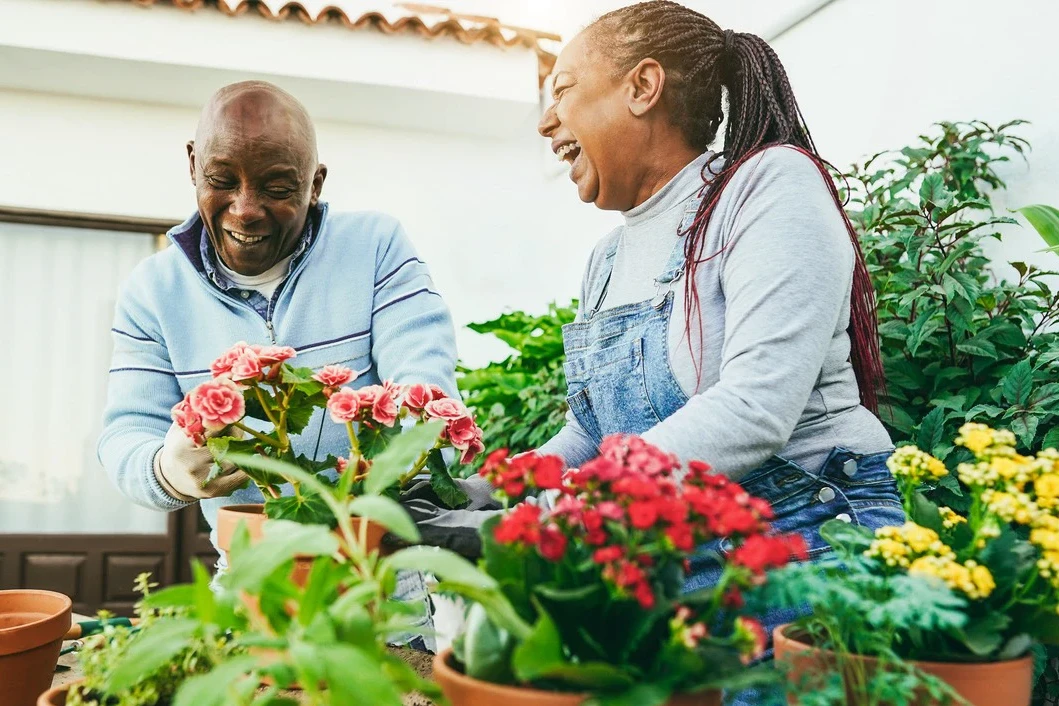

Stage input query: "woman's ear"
[{"left": 626, "top": 58, "right": 666, "bottom": 117}]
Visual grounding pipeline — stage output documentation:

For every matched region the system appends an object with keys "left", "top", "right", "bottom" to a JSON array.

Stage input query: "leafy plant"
[
  {"left": 69, "top": 574, "right": 243, "bottom": 706},
  {"left": 79, "top": 425, "right": 508, "bottom": 706},
  {"left": 173, "top": 342, "right": 483, "bottom": 524},
  {"left": 442, "top": 436, "right": 807, "bottom": 705},
  {"left": 458, "top": 301, "right": 576, "bottom": 470},
  {"left": 845, "top": 121, "right": 1059, "bottom": 480}
]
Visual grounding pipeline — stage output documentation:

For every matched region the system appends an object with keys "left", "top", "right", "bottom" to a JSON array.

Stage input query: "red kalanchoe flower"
[
  {"left": 633, "top": 579, "right": 656, "bottom": 610},
  {"left": 627, "top": 500, "right": 659, "bottom": 529},
  {"left": 530, "top": 455, "right": 565, "bottom": 490},
  {"left": 592, "top": 546, "right": 624, "bottom": 564},
  {"left": 538, "top": 525, "right": 568, "bottom": 561},
  {"left": 723, "top": 588, "right": 745, "bottom": 609},
  {"left": 731, "top": 534, "right": 807, "bottom": 575},
  {"left": 597, "top": 501, "right": 624, "bottom": 522},
  {"left": 664, "top": 522, "right": 694, "bottom": 551},
  {"left": 494, "top": 503, "right": 542, "bottom": 546}
]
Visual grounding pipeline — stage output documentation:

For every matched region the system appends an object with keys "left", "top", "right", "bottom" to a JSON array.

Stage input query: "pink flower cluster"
[
  {"left": 209, "top": 341, "right": 296, "bottom": 383},
  {"left": 325, "top": 380, "right": 485, "bottom": 464}
]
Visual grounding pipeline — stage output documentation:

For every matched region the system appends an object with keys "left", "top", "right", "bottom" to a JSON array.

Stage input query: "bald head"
[{"left": 188, "top": 81, "right": 327, "bottom": 276}]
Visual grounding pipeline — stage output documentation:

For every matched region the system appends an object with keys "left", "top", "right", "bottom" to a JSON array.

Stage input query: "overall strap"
[
  {"left": 651, "top": 198, "right": 701, "bottom": 308},
  {"left": 586, "top": 238, "right": 621, "bottom": 320}
]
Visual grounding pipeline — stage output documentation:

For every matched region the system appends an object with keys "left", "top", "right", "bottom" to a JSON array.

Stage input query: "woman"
[{"left": 536, "top": 3, "right": 904, "bottom": 700}]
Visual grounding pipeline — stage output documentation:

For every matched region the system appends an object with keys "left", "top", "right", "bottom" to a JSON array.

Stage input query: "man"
[{"left": 98, "top": 81, "right": 456, "bottom": 649}]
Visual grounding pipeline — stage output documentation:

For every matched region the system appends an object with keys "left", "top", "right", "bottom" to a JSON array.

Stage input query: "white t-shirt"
[{"left": 217, "top": 254, "right": 294, "bottom": 300}]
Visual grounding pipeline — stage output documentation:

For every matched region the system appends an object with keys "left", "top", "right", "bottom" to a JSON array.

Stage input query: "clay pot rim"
[
  {"left": 433, "top": 648, "right": 591, "bottom": 701},
  {"left": 37, "top": 679, "right": 81, "bottom": 706},
  {"left": 217, "top": 503, "right": 268, "bottom": 516},
  {"left": 774, "top": 623, "right": 1035, "bottom": 671},
  {"left": 0, "top": 589, "right": 72, "bottom": 639}
]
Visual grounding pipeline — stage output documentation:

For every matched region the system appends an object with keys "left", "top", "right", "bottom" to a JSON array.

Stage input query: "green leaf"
[
  {"left": 1016, "top": 204, "right": 1059, "bottom": 253},
  {"left": 280, "top": 365, "right": 317, "bottom": 385},
  {"left": 348, "top": 494, "right": 420, "bottom": 543},
  {"left": 919, "top": 172, "right": 951, "bottom": 206},
  {"left": 956, "top": 337, "right": 999, "bottom": 360},
  {"left": 910, "top": 492, "right": 944, "bottom": 534},
  {"left": 140, "top": 583, "right": 196, "bottom": 610},
  {"left": 428, "top": 451, "right": 469, "bottom": 509},
  {"left": 364, "top": 421, "right": 444, "bottom": 495},
  {"left": 460, "top": 602, "right": 516, "bottom": 683},
  {"left": 907, "top": 315, "right": 941, "bottom": 357},
  {"left": 264, "top": 493, "right": 334, "bottom": 527},
  {"left": 588, "top": 683, "right": 672, "bottom": 706},
  {"left": 916, "top": 407, "right": 947, "bottom": 454},
  {"left": 957, "top": 612, "right": 1011, "bottom": 657},
  {"left": 819, "top": 519, "right": 875, "bottom": 555},
  {"left": 383, "top": 546, "right": 497, "bottom": 589},
  {"left": 1002, "top": 359, "right": 1034, "bottom": 406},
  {"left": 879, "top": 403, "right": 917, "bottom": 435},
  {"left": 1044, "top": 426, "right": 1059, "bottom": 450},
  {"left": 104, "top": 618, "right": 199, "bottom": 691},
  {"left": 293, "top": 641, "right": 404, "bottom": 706},
  {"left": 999, "top": 633, "right": 1034, "bottom": 661},
  {"left": 224, "top": 521, "right": 338, "bottom": 592},
  {"left": 172, "top": 656, "right": 260, "bottom": 706},
  {"left": 1011, "top": 415, "right": 1041, "bottom": 448}
]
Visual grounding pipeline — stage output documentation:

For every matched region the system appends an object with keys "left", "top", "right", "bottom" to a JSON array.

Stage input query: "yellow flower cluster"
[
  {"left": 982, "top": 489, "right": 1040, "bottom": 526},
  {"left": 887, "top": 445, "right": 948, "bottom": 486},
  {"left": 1032, "top": 523, "right": 1059, "bottom": 590},
  {"left": 938, "top": 506, "right": 966, "bottom": 529},
  {"left": 908, "top": 556, "right": 996, "bottom": 600},
  {"left": 866, "top": 522, "right": 954, "bottom": 568},
  {"left": 955, "top": 423, "right": 1017, "bottom": 457}
]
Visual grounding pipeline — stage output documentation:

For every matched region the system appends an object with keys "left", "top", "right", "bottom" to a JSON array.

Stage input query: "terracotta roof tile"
[{"left": 123, "top": 0, "right": 559, "bottom": 84}]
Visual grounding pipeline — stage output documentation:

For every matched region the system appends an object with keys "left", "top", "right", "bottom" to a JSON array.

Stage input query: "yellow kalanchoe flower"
[
  {"left": 982, "top": 489, "right": 1039, "bottom": 525},
  {"left": 866, "top": 522, "right": 954, "bottom": 568},
  {"left": 887, "top": 445, "right": 948, "bottom": 485},
  {"left": 938, "top": 506, "right": 966, "bottom": 529},
  {"left": 956, "top": 423, "right": 1018, "bottom": 459},
  {"left": 908, "top": 555, "right": 995, "bottom": 600},
  {"left": 1036, "top": 473, "right": 1059, "bottom": 510}
]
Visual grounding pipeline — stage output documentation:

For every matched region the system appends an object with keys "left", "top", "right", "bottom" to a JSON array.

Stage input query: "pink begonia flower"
[
  {"left": 424, "top": 397, "right": 469, "bottom": 421},
  {"left": 336, "top": 457, "right": 349, "bottom": 475},
  {"left": 460, "top": 428, "right": 485, "bottom": 464},
  {"left": 403, "top": 382, "right": 434, "bottom": 414},
  {"left": 371, "top": 381, "right": 401, "bottom": 427},
  {"left": 188, "top": 376, "right": 246, "bottom": 431},
  {"left": 229, "top": 351, "right": 263, "bottom": 383},
  {"left": 210, "top": 342, "right": 251, "bottom": 378},
  {"left": 327, "top": 388, "right": 361, "bottom": 423},
  {"left": 171, "top": 395, "right": 206, "bottom": 446},
  {"left": 446, "top": 415, "right": 479, "bottom": 448},
  {"left": 428, "top": 384, "right": 448, "bottom": 400},
  {"left": 254, "top": 345, "right": 297, "bottom": 365},
  {"left": 313, "top": 365, "right": 355, "bottom": 388}
]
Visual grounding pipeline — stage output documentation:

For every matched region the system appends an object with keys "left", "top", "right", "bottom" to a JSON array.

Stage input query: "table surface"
[{"left": 52, "top": 614, "right": 436, "bottom": 705}]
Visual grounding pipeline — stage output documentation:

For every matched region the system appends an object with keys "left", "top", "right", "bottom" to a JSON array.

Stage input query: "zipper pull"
[{"left": 266, "top": 320, "right": 276, "bottom": 343}]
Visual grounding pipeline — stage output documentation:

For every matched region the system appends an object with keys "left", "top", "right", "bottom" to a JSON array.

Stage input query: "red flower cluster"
[
  {"left": 479, "top": 449, "right": 566, "bottom": 498},
  {"left": 489, "top": 434, "right": 806, "bottom": 612}
]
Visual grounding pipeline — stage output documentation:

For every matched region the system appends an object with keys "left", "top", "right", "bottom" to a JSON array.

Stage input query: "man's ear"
[
  {"left": 626, "top": 58, "right": 666, "bottom": 118},
  {"left": 310, "top": 164, "right": 328, "bottom": 206},
  {"left": 187, "top": 141, "right": 196, "bottom": 186}
]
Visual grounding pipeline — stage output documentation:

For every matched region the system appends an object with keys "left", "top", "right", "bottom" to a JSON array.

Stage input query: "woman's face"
[{"left": 538, "top": 31, "right": 641, "bottom": 211}]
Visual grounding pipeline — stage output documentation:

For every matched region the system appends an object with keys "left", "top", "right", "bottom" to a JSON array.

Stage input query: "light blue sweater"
[{"left": 98, "top": 204, "right": 459, "bottom": 537}]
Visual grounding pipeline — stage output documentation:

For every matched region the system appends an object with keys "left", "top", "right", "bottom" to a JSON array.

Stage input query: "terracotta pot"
[
  {"left": 0, "top": 590, "right": 72, "bottom": 706},
  {"left": 433, "top": 648, "right": 720, "bottom": 706},
  {"left": 36, "top": 681, "right": 76, "bottom": 706},
  {"left": 773, "top": 624, "right": 1033, "bottom": 706},
  {"left": 216, "top": 503, "right": 388, "bottom": 585}
]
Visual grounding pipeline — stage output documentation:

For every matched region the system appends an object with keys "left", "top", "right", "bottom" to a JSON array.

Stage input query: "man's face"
[{"left": 188, "top": 94, "right": 326, "bottom": 276}]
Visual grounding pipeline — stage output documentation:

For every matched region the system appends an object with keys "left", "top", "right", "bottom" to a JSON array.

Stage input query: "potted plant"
[
  {"left": 42, "top": 429, "right": 503, "bottom": 706},
  {"left": 170, "top": 342, "right": 483, "bottom": 558},
  {"left": 768, "top": 423, "right": 1058, "bottom": 705},
  {"left": 432, "top": 435, "right": 808, "bottom": 706},
  {"left": 0, "top": 589, "right": 71, "bottom": 706}
]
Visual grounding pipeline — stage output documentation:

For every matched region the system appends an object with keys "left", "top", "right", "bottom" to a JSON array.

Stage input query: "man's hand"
[
  {"left": 395, "top": 474, "right": 502, "bottom": 559},
  {"left": 154, "top": 423, "right": 249, "bottom": 502}
]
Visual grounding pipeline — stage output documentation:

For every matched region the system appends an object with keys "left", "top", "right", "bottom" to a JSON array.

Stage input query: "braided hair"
[{"left": 588, "top": 0, "right": 884, "bottom": 413}]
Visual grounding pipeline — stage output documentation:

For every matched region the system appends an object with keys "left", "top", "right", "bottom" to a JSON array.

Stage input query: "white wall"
[
  {"left": 0, "top": 87, "right": 619, "bottom": 368},
  {"left": 773, "top": 0, "right": 1059, "bottom": 270}
]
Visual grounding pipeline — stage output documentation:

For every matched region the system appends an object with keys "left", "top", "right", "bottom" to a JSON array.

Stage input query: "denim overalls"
[{"left": 561, "top": 200, "right": 905, "bottom": 705}]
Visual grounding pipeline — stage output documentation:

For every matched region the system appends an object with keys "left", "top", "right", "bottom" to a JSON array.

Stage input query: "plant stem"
[
  {"left": 398, "top": 442, "right": 441, "bottom": 488},
  {"left": 233, "top": 422, "right": 281, "bottom": 448},
  {"left": 253, "top": 386, "right": 280, "bottom": 428}
]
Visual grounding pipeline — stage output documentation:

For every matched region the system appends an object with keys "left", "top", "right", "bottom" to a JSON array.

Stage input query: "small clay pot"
[
  {"left": 432, "top": 648, "right": 720, "bottom": 706},
  {"left": 36, "top": 681, "right": 75, "bottom": 706},
  {"left": 0, "top": 589, "right": 72, "bottom": 706},
  {"left": 216, "top": 503, "right": 388, "bottom": 573},
  {"left": 774, "top": 624, "right": 1034, "bottom": 706}
]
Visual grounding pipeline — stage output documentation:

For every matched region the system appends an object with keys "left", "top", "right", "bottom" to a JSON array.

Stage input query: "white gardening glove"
[{"left": 153, "top": 423, "right": 249, "bottom": 502}]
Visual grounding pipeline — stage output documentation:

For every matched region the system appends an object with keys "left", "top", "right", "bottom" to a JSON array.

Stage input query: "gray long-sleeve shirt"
[{"left": 540, "top": 147, "right": 892, "bottom": 478}]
